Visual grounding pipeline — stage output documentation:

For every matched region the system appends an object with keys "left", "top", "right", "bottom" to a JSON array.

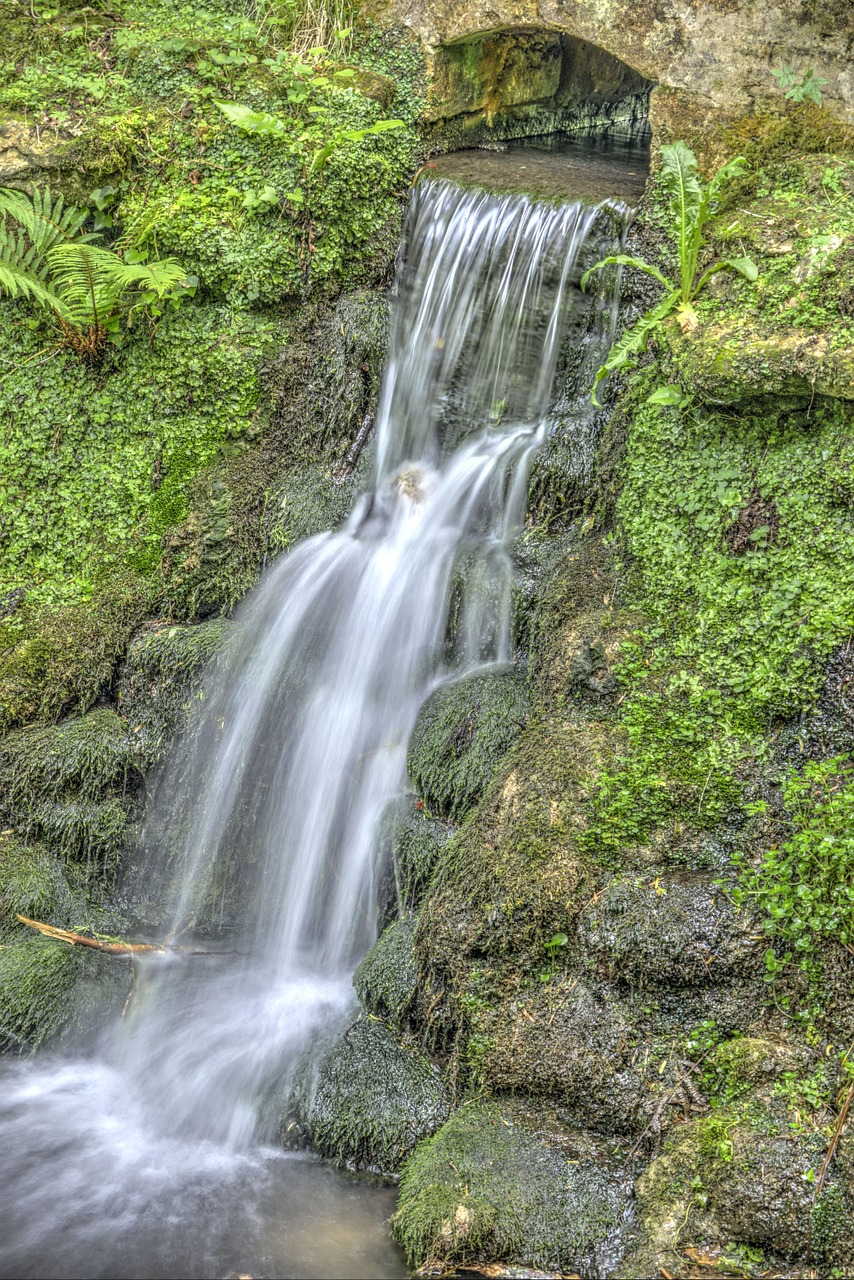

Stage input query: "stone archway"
[{"left": 424, "top": 28, "right": 652, "bottom": 142}]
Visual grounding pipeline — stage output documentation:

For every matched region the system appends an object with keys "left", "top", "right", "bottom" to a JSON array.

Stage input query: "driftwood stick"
[{"left": 16, "top": 915, "right": 165, "bottom": 955}]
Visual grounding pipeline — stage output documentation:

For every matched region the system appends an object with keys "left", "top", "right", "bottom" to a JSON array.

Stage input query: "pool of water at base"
[{"left": 0, "top": 1058, "right": 407, "bottom": 1280}]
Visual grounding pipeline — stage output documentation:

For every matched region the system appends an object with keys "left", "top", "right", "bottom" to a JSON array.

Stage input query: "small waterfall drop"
[
  {"left": 0, "top": 171, "right": 630, "bottom": 1279},
  {"left": 119, "top": 180, "right": 622, "bottom": 1146}
]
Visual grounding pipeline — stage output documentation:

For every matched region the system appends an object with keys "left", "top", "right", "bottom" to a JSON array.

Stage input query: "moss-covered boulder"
[
  {"left": 354, "top": 916, "right": 418, "bottom": 1028},
  {"left": 630, "top": 1104, "right": 853, "bottom": 1274},
  {"left": 407, "top": 671, "right": 531, "bottom": 821},
  {"left": 392, "top": 1100, "right": 631, "bottom": 1273},
  {"left": 283, "top": 1016, "right": 450, "bottom": 1175},
  {"left": 0, "top": 708, "right": 140, "bottom": 871},
  {"left": 116, "top": 619, "right": 230, "bottom": 766},
  {"left": 0, "top": 936, "right": 129, "bottom": 1054}
]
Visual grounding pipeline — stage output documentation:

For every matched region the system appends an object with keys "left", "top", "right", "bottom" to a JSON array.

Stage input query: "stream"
[{"left": 0, "top": 143, "right": 642, "bottom": 1280}]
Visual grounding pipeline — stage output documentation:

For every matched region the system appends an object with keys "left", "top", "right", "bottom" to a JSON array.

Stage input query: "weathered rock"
[
  {"left": 673, "top": 318, "right": 854, "bottom": 405},
  {"left": 392, "top": 1100, "right": 632, "bottom": 1274},
  {"left": 283, "top": 1016, "right": 450, "bottom": 1175},
  {"left": 574, "top": 871, "right": 765, "bottom": 987},
  {"left": 408, "top": 670, "right": 531, "bottom": 821},
  {"left": 630, "top": 1104, "right": 853, "bottom": 1274}
]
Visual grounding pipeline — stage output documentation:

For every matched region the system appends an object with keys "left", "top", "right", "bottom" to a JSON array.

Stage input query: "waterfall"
[{"left": 0, "top": 174, "right": 629, "bottom": 1279}]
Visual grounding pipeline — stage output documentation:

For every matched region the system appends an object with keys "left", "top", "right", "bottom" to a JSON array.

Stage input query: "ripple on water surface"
[{"left": 0, "top": 1060, "right": 406, "bottom": 1280}]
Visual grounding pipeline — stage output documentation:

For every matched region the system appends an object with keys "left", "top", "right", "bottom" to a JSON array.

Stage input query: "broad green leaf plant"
[
  {"left": 213, "top": 46, "right": 404, "bottom": 182},
  {"left": 581, "top": 142, "right": 758, "bottom": 405},
  {"left": 0, "top": 187, "right": 192, "bottom": 358}
]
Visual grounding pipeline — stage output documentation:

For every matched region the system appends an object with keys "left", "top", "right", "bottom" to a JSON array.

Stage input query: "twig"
[{"left": 814, "top": 1078, "right": 854, "bottom": 1201}]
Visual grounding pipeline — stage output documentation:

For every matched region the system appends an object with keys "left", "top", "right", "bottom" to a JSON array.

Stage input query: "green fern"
[
  {"left": 582, "top": 142, "right": 758, "bottom": 404},
  {"left": 0, "top": 186, "right": 190, "bottom": 356},
  {"left": 46, "top": 243, "right": 188, "bottom": 330}
]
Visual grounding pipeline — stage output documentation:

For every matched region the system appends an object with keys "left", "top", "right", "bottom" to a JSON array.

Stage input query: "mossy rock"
[
  {"left": 284, "top": 1016, "right": 449, "bottom": 1176},
  {"left": 0, "top": 935, "right": 129, "bottom": 1054},
  {"left": 353, "top": 916, "right": 418, "bottom": 1028},
  {"left": 0, "top": 836, "right": 90, "bottom": 941},
  {"left": 392, "top": 1100, "right": 631, "bottom": 1273},
  {"left": 116, "top": 618, "right": 230, "bottom": 766},
  {"left": 377, "top": 797, "right": 451, "bottom": 914},
  {"left": 0, "top": 573, "right": 150, "bottom": 734},
  {"left": 574, "top": 871, "right": 765, "bottom": 988},
  {"left": 0, "top": 708, "right": 140, "bottom": 869},
  {"left": 630, "top": 1105, "right": 853, "bottom": 1274},
  {"left": 264, "top": 460, "right": 358, "bottom": 553},
  {"left": 407, "top": 671, "right": 531, "bottom": 822}
]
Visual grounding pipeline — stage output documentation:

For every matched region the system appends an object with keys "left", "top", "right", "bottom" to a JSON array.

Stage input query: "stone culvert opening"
[{"left": 424, "top": 28, "right": 653, "bottom": 144}]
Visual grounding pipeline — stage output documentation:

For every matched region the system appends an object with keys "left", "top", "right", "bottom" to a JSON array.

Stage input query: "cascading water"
[{"left": 0, "top": 170, "right": 630, "bottom": 1280}]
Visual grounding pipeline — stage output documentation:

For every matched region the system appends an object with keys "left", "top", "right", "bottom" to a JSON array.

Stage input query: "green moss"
[
  {"left": 0, "top": 935, "right": 128, "bottom": 1053},
  {"left": 117, "top": 618, "right": 229, "bottom": 764},
  {"left": 579, "top": 384, "right": 854, "bottom": 863},
  {"left": 353, "top": 916, "right": 418, "bottom": 1027},
  {"left": 392, "top": 1100, "right": 629, "bottom": 1272},
  {"left": 284, "top": 1015, "right": 449, "bottom": 1175},
  {"left": 0, "top": 708, "right": 139, "bottom": 871},
  {"left": 408, "top": 671, "right": 531, "bottom": 822}
]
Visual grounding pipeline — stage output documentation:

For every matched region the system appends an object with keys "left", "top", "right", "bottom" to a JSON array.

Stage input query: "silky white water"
[{"left": 0, "top": 173, "right": 629, "bottom": 1279}]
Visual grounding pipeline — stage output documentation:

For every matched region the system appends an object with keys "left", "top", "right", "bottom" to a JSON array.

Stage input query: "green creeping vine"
[
  {"left": 581, "top": 142, "right": 758, "bottom": 405},
  {"left": 0, "top": 187, "right": 192, "bottom": 358}
]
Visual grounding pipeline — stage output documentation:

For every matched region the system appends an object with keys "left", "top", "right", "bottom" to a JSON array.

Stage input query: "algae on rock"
[
  {"left": 283, "top": 1015, "right": 449, "bottom": 1176},
  {"left": 392, "top": 1100, "right": 631, "bottom": 1274}
]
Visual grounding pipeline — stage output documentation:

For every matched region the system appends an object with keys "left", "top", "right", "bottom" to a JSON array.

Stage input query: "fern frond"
[
  {"left": 590, "top": 289, "right": 680, "bottom": 406},
  {"left": 46, "top": 243, "right": 188, "bottom": 328},
  {"left": 0, "top": 225, "right": 64, "bottom": 312},
  {"left": 0, "top": 186, "right": 91, "bottom": 258}
]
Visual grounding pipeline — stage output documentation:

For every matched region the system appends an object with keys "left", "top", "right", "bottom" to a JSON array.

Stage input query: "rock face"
[{"left": 372, "top": 0, "right": 854, "bottom": 145}]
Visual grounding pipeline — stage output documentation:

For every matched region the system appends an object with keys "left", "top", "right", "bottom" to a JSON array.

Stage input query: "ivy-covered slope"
[{"left": 0, "top": 0, "right": 423, "bottom": 731}]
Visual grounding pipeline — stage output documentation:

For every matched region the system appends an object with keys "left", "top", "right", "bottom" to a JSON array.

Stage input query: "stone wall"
[{"left": 372, "top": 0, "right": 854, "bottom": 149}]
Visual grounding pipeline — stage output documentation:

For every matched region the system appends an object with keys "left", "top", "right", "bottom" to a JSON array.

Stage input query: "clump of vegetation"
[
  {"left": 731, "top": 757, "right": 854, "bottom": 985},
  {"left": 582, "top": 142, "right": 757, "bottom": 403},
  {"left": 0, "top": 186, "right": 191, "bottom": 358}
]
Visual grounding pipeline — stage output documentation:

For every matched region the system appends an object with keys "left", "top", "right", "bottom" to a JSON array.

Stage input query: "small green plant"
[
  {"left": 0, "top": 188, "right": 192, "bottom": 358},
  {"left": 581, "top": 142, "right": 758, "bottom": 404},
  {"left": 771, "top": 66, "right": 828, "bottom": 105},
  {"left": 730, "top": 756, "right": 854, "bottom": 981},
  {"left": 215, "top": 95, "right": 404, "bottom": 175},
  {"left": 539, "top": 931, "right": 568, "bottom": 982}
]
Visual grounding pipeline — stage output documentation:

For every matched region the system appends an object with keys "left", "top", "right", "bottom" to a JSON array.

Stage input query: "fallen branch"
[{"left": 17, "top": 915, "right": 165, "bottom": 955}]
